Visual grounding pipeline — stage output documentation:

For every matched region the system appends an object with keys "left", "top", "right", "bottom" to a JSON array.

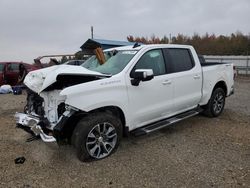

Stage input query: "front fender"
[{"left": 60, "top": 77, "right": 129, "bottom": 122}]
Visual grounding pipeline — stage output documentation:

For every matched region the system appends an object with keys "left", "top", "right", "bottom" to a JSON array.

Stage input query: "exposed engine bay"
[{"left": 25, "top": 88, "right": 66, "bottom": 128}]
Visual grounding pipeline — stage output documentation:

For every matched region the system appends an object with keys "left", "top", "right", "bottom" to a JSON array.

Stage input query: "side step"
[{"left": 132, "top": 108, "right": 202, "bottom": 136}]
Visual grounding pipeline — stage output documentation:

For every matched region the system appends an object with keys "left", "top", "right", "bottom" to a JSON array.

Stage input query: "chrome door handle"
[
  {"left": 193, "top": 75, "right": 200, "bottom": 79},
  {"left": 162, "top": 80, "right": 171, "bottom": 85}
]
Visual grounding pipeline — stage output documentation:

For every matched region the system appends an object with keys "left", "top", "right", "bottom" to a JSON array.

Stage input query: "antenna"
[{"left": 91, "top": 26, "right": 94, "bottom": 39}]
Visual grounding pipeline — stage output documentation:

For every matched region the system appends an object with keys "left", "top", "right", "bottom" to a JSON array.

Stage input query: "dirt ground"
[{"left": 0, "top": 77, "right": 249, "bottom": 188}]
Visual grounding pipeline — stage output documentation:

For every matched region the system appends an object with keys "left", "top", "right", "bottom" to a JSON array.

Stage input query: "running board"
[{"left": 132, "top": 109, "right": 202, "bottom": 136}]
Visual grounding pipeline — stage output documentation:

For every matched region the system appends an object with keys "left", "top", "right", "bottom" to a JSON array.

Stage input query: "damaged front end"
[
  {"left": 15, "top": 65, "right": 108, "bottom": 143},
  {"left": 15, "top": 89, "right": 77, "bottom": 143},
  {"left": 15, "top": 112, "right": 56, "bottom": 142}
]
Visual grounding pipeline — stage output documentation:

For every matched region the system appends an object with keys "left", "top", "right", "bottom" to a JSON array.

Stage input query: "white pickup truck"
[{"left": 15, "top": 44, "right": 234, "bottom": 161}]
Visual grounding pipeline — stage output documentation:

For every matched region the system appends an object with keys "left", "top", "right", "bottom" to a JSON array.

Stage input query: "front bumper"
[{"left": 15, "top": 113, "right": 56, "bottom": 142}]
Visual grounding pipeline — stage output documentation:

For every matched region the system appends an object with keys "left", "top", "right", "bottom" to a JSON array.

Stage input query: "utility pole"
[
  {"left": 169, "top": 33, "right": 172, "bottom": 44},
  {"left": 91, "top": 26, "right": 94, "bottom": 39}
]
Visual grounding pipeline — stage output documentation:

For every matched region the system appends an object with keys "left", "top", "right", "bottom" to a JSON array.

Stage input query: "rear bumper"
[{"left": 15, "top": 112, "right": 56, "bottom": 142}]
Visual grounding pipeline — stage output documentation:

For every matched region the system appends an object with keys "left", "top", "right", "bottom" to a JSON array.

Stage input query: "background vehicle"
[
  {"left": 0, "top": 62, "right": 39, "bottom": 86},
  {"left": 15, "top": 44, "right": 234, "bottom": 161},
  {"left": 63, "top": 60, "right": 85, "bottom": 66}
]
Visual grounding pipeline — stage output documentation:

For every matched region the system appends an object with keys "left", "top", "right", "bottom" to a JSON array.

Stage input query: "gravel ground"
[{"left": 0, "top": 77, "right": 249, "bottom": 188}]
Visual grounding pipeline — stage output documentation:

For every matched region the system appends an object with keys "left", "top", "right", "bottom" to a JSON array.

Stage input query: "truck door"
[
  {"left": 163, "top": 48, "right": 202, "bottom": 113},
  {"left": 4, "top": 63, "right": 19, "bottom": 85},
  {"left": 126, "top": 49, "right": 174, "bottom": 129}
]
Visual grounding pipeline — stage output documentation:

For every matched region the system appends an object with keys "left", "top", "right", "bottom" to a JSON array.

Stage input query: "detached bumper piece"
[{"left": 15, "top": 113, "right": 56, "bottom": 142}]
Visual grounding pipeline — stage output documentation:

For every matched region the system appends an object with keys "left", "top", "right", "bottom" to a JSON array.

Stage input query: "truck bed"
[
  {"left": 200, "top": 63, "right": 234, "bottom": 105},
  {"left": 200, "top": 62, "right": 229, "bottom": 66}
]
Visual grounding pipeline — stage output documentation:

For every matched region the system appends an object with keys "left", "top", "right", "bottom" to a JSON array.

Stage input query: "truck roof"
[{"left": 105, "top": 44, "right": 193, "bottom": 51}]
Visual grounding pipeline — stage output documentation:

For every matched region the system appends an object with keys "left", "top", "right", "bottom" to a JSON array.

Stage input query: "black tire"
[
  {"left": 72, "top": 112, "right": 122, "bottom": 162},
  {"left": 202, "top": 87, "right": 226, "bottom": 117}
]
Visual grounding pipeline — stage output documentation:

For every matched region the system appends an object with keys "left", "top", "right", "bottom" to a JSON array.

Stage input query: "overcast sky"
[{"left": 0, "top": 0, "right": 249, "bottom": 63}]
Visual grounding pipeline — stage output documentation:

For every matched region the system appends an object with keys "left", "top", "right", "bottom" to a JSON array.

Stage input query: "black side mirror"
[{"left": 131, "top": 69, "right": 154, "bottom": 86}]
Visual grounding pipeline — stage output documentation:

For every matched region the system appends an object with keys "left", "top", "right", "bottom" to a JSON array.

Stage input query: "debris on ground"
[
  {"left": 12, "top": 85, "right": 23, "bottom": 95},
  {"left": 0, "top": 85, "right": 13, "bottom": 94},
  {"left": 14, "top": 157, "right": 26, "bottom": 164}
]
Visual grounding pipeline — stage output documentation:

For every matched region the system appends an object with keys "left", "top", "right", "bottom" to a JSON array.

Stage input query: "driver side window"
[{"left": 130, "top": 49, "right": 166, "bottom": 77}]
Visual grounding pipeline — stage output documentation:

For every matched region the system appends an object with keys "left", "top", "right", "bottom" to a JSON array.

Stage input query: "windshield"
[{"left": 81, "top": 50, "right": 137, "bottom": 75}]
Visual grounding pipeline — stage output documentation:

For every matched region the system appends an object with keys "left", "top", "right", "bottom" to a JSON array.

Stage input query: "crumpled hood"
[{"left": 24, "top": 65, "right": 106, "bottom": 93}]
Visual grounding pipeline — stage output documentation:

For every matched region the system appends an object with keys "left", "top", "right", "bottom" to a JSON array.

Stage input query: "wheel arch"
[
  {"left": 200, "top": 80, "right": 228, "bottom": 107},
  {"left": 54, "top": 105, "right": 128, "bottom": 144},
  {"left": 89, "top": 106, "right": 128, "bottom": 136},
  {"left": 213, "top": 80, "right": 227, "bottom": 96},
  {"left": 201, "top": 81, "right": 227, "bottom": 117}
]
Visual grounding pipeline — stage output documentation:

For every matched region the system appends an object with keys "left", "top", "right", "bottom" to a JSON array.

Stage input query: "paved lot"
[{"left": 0, "top": 77, "right": 249, "bottom": 187}]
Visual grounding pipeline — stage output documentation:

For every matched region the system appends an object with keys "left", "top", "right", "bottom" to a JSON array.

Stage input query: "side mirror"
[{"left": 131, "top": 69, "right": 154, "bottom": 86}]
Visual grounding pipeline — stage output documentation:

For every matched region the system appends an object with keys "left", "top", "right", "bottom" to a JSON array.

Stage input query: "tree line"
[{"left": 127, "top": 32, "right": 250, "bottom": 55}]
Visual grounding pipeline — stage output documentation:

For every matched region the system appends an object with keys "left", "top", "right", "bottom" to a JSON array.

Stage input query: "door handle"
[
  {"left": 193, "top": 75, "right": 200, "bottom": 79},
  {"left": 162, "top": 80, "right": 171, "bottom": 85}
]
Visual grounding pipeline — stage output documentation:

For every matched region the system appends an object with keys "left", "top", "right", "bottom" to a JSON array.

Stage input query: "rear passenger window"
[{"left": 164, "top": 49, "right": 194, "bottom": 73}]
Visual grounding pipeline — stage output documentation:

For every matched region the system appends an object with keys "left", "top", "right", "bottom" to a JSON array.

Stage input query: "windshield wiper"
[{"left": 99, "top": 73, "right": 112, "bottom": 77}]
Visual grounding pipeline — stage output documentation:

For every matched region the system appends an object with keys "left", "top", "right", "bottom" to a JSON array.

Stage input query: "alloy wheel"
[
  {"left": 86, "top": 122, "right": 117, "bottom": 159},
  {"left": 213, "top": 92, "right": 225, "bottom": 114}
]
